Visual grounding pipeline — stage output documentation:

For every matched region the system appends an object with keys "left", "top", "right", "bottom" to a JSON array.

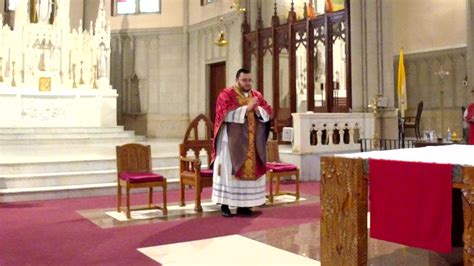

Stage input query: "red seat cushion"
[
  {"left": 119, "top": 172, "right": 165, "bottom": 183},
  {"left": 200, "top": 169, "right": 213, "bottom": 177},
  {"left": 266, "top": 162, "right": 298, "bottom": 173}
]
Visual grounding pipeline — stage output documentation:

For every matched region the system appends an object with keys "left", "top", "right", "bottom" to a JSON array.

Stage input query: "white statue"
[
  {"left": 4, "top": 0, "right": 110, "bottom": 89},
  {"left": 98, "top": 44, "right": 107, "bottom": 78},
  {"left": 52, "top": 48, "right": 60, "bottom": 72},
  {"left": 37, "top": 0, "right": 52, "bottom": 24}
]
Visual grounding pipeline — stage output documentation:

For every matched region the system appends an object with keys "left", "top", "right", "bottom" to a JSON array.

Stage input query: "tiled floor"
[
  {"left": 78, "top": 194, "right": 317, "bottom": 229},
  {"left": 78, "top": 193, "right": 463, "bottom": 265},
  {"left": 136, "top": 219, "right": 462, "bottom": 265},
  {"left": 244, "top": 222, "right": 463, "bottom": 265},
  {"left": 138, "top": 234, "right": 319, "bottom": 265}
]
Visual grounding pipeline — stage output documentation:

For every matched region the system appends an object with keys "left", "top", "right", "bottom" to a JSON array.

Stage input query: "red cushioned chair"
[
  {"left": 179, "top": 114, "right": 214, "bottom": 212},
  {"left": 266, "top": 140, "right": 300, "bottom": 203},
  {"left": 116, "top": 143, "right": 167, "bottom": 219}
]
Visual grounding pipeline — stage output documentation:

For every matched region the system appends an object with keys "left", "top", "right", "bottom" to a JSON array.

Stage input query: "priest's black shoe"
[
  {"left": 236, "top": 207, "right": 253, "bottom": 216},
  {"left": 221, "top": 204, "right": 233, "bottom": 217}
]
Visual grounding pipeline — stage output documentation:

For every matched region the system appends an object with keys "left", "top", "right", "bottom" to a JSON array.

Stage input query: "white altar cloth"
[
  {"left": 336, "top": 145, "right": 474, "bottom": 167},
  {"left": 0, "top": 87, "right": 117, "bottom": 127}
]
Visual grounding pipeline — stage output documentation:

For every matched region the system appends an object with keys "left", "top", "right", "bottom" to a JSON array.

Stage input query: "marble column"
[
  {"left": 467, "top": 0, "right": 474, "bottom": 90},
  {"left": 350, "top": 0, "right": 397, "bottom": 138}
]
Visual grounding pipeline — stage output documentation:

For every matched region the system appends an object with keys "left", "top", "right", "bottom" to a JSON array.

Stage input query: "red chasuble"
[
  {"left": 212, "top": 86, "right": 272, "bottom": 180},
  {"left": 466, "top": 103, "right": 474, "bottom": 145}
]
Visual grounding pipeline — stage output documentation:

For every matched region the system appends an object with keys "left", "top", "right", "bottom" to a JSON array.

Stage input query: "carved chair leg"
[
  {"left": 126, "top": 187, "right": 131, "bottom": 219},
  {"left": 148, "top": 187, "right": 153, "bottom": 208},
  {"left": 162, "top": 184, "right": 168, "bottom": 216},
  {"left": 180, "top": 181, "right": 186, "bottom": 207},
  {"left": 275, "top": 176, "right": 281, "bottom": 194},
  {"left": 268, "top": 175, "right": 274, "bottom": 204},
  {"left": 194, "top": 183, "right": 203, "bottom": 212},
  {"left": 117, "top": 183, "right": 122, "bottom": 213},
  {"left": 295, "top": 171, "right": 300, "bottom": 200}
]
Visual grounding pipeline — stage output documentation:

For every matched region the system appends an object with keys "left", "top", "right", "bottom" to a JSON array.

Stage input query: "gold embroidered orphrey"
[{"left": 233, "top": 85, "right": 257, "bottom": 180}]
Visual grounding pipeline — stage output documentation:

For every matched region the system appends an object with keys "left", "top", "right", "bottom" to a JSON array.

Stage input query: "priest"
[
  {"left": 211, "top": 68, "right": 272, "bottom": 217},
  {"left": 464, "top": 87, "right": 474, "bottom": 144}
]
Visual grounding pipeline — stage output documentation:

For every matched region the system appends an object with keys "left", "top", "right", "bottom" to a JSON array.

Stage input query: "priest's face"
[{"left": 237, "top": 73, "right": 253, "bottom": 92}]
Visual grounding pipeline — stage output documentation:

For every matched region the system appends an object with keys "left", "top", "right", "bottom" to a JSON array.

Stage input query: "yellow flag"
[
  {"left": 325, "top": 0, "right": 345, "bottom": 12},
  {"left": 397, "top": 48, "right": 407, "bottom": 118}
]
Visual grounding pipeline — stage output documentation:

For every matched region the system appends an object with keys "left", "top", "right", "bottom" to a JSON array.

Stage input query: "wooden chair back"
[
  {"left": 272, "top": 108, "right": 292, "bottom": 142},
  {"left": 116, "top": 143, "right": 152, "bottom": 174},
  {"left": 415, "top": 100, "right": 423, "bottom": 126},
  {"left": 266, "top": 140, "right": 280, "bottom": 163},
  {"left": 179, "top": 114, "right": 214, "bottom": 166}
]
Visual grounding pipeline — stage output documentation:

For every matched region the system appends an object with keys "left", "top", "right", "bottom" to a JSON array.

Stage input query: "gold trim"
[
  {"left": 39, "top": 77, "right": 51, "bottom": 92},
  {"left": 235, "top": 91, "right": 258, "bottom": 180}
]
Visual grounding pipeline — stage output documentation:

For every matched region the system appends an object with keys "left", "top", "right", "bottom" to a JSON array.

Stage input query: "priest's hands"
[{"left": 246, "top": 97, "right": 259, "bottom": 112}]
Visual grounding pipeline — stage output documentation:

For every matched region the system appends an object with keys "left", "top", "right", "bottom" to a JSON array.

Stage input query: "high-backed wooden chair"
[
  {"left": 266, "top": 140, "right": 300, "bottom": 203},
  {"left": 116, "top": 143, "right": 167, "bottom": 219},
  {"left": 179, "top": 114, "right": 214, "bottom": 212},
  {"left": 271, "top": 108, "right": 292, "bottom": 143},
  {"left": 403, "top": 100, "right": 424, "bottom": 139}
]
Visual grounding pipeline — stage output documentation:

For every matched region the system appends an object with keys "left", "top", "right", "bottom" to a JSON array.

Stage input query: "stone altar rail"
[{"left": 292, "top": 112, "right": 376, "bottom": 154}]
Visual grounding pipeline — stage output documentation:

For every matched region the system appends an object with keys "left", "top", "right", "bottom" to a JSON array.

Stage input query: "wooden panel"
[
  {"left": 345, "top": 0, "right": 352, "bottom": 111},
  {"left": 272, "top": 26, "right": 280, "bottom": 118},
  {"left": 321, "top": 154, "right": 474, "bottom": 265},
  {"left": 462, "top": 166, "right": 474, "bottom": 265},
  {"left": 320, "top": 156, "right": 367, "bottom": 265},
  {"left": 241, "top": 0, "right": 351, "bottom": 115},
  {"left": 116, "top": 144, "right": 152, "bottom": 173},
  {"left": 306, "top": 19, "right": 315, "bottom": 111},
  {"left": 209, "top": 62, "right": 226, "bottom": 123},
  {"left": 257, "top": 29, "right": 263, "bottom": 94},
  {"left": 289, "top": 22, "right": 296, "bottom": 113}
]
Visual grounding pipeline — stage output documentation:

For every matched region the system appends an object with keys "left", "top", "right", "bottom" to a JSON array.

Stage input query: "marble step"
[
  {"left": 0, "top": 135, "right": 146, "bottom": 145},
  {"left": 0, "top": 126, "right": 127, "bottom": 134},
  {"left": 0, "top": 165, "right": 181, "bottom": 189},
  {"left": 0, "top": 126, "right": 145, "bottom": 144},
  {"left": 0, "top": 157, "right": 209, "bottom": 187},
  {"left": 0, "top": 154, "right": 203, "bottom": 174},
  {"left": 0, "top": 178, "right": 182, "bottom": 203},
  {"left": 0, "top": 159, "right": 209, "bottom": 202},
  {"left": 0, "top": 138, "right": 202, "bottom": 202},
  {"left": 0, "top": 131, "right": 137, "bottom": 139}
]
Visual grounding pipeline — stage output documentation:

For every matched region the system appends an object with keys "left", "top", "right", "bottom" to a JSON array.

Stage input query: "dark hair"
[{"left": 235, "top": 68, "right": 251, "bottom": 79}]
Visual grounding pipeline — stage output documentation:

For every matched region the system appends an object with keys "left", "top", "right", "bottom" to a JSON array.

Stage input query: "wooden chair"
[
  {"left": 359, "top": 138, "right": 416, "bottom": 152},
  {"left": 116, "top": 143, "right": 167, "bottom": 219},
  {"left": 266, "top": 140, "right": 300, "bottom": 203},
  {"left": 403, "top": 100, "right": 423, "bottom": 139},
  {"left": 271, "top": 108, "right": 292, "bottom": 143},
  {"left": 179, "top": 114, "right": 214, "bottom": 212}
]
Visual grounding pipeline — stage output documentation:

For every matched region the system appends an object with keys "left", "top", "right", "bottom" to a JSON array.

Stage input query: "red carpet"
[{"left": 0, "top": 182, "right": 320, "bottom": 265}]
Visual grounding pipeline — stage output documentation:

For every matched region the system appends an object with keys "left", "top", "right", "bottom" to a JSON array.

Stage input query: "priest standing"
[
  {"left": 211, "top": 68, "right": 273, "bottom": 217},
  {"left": 464, "top": 87, "right": 474, "bottom": 144}
]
